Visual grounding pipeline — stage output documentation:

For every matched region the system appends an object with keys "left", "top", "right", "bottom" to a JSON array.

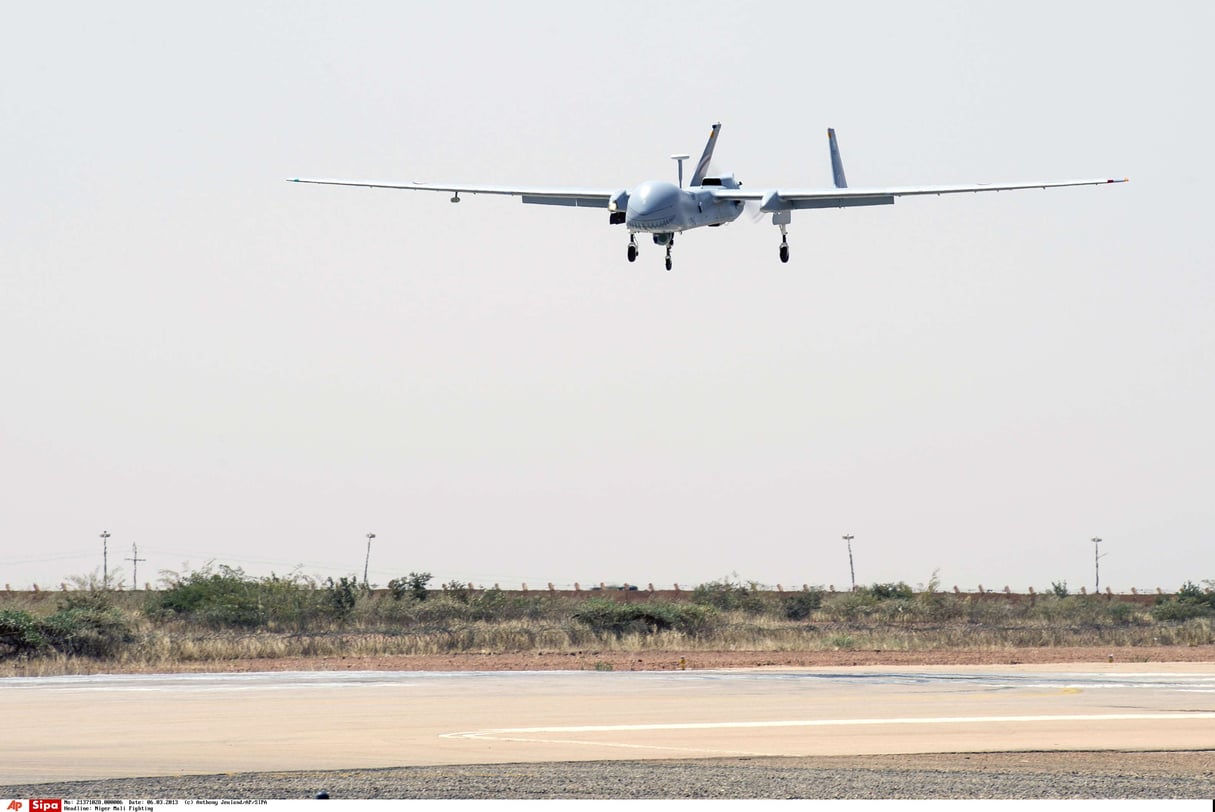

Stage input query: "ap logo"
[{"left": 6, "top": 802, "right": 23, "bottom": 811}]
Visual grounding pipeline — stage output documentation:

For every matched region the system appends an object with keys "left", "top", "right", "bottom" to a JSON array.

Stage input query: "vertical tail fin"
[
  {"left": 689, "top": 122, "right": 721, "bottom": 187},
  {"left": 827, "top": 128, "right": 848, "bottom": 188}
]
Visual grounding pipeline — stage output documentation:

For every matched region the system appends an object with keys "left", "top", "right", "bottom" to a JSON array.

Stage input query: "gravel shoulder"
[{"left": 4, "top": 752, "right": 1213, "bottom": 799}]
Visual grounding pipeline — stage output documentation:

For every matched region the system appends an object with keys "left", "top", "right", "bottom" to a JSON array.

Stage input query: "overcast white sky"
[{"left": 3, "top": 1, "right": 1212, "bottom": 594}]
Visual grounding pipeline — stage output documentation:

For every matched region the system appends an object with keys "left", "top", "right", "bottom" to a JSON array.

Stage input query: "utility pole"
[
  {"left": 125, "top": 543, "right": 146, "bottom": 591},
  {"left": 1092, "top": 537, "right": 1105, "bottom": 593},
  {"left": 843, "top": 534, "right": 856, "bottom": 591},
  {"left": 364, "top": 532, "right": 376, "bottom": 587},
  {"left": 100, "top": 530, "right": 111, "bottom": 589}
]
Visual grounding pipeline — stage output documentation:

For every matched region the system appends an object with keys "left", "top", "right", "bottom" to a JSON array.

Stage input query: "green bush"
[
  {"left": 783, "top": 590, "right": 823, "bottom": 621},
  {"left": 1105, "top": 601, "right": 1139, "bottom": 625},
  {"left": 1175, "top": 581, "right": 1215, "bottom": 608},
  {"left": 691, "top": 579, "right": 769, "bottom": 614},
  {"left": 1152, "top": 601, "right": 1209, "bottom": 622},
  {"left": 151, "top": 565, "right": 267, "bottom": 628},
  {"left": 0, "top": 593, "right": 134, "bottom": 659},
  {"left": 150, "top": 564, "right": 330, "bottom": 629},
  {"left": 573, "top": 598, "right": 716, "bottom": 637},
  {"left": 1151, "top": 581, "right": 1215, "bottom": 622},
  {"left": 442, "top": 580, "right": 472, "bottom": 603},
  {"left": 866, "top": 582, "right": 914, "bottom": 601},
  {"left": 39, "top": 604, "right": 134, "bottom": 657},
  {"left": 0, "top": 609, "right": 49, "bottom": 655},
  {"left": 388, "top": 572, "right": 432, "bottom": 602},
  {"left": 325, "top": 576, "right": 363, "bottom": 621}
]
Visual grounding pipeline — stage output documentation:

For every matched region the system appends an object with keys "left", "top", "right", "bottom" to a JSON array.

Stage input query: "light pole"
[
  {"left": 843, "top": 534, "right": 856, "bottom": 591},
  {"left": 100, "top": 530, "right": 111, "bottom": 589},
  {"left": 364, "top": 532, "right": 376, "bottom": 587},
  {"left": 1092, "top": 537, "right": 1105, "bottom": 593}
]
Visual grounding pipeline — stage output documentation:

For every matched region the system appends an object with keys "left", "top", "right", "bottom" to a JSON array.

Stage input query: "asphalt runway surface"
[{"left": 3, "top": 663, "right": 1213, "bottom": 797}]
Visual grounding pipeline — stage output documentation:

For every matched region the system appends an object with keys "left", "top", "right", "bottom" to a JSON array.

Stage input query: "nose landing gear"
[{"left": 627, "top": 232, "right": 675, "bottom": 269}]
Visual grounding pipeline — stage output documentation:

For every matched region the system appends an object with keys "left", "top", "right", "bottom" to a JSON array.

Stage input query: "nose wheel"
[
  {"left": 665, "top": 239, "right": 674, "bottom": 271},
  {"left": 778, "top": 223, "right": 790, "bottom": 263}
]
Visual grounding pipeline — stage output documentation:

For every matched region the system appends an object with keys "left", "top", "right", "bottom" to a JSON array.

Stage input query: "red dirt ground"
[{"left": 120, "top": 645, "right": 1215, "bottom": 674}]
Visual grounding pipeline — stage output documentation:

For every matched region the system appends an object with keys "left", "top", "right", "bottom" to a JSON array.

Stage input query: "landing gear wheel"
[
  {"left": 665, "top": 243, "right": 673, "bottom": 271},
  {"left": 779, "top": 242, "right": 790, "bottom": 263},
  {"left": 627, "top": 243, "right": 637, "bottom": 262},
  {"left": 665, "top": 257, "right": 672, "bottom": 271}
]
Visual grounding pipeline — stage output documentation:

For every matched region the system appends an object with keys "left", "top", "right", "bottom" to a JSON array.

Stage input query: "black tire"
[
  {"left": 779, "top": 244, "right": 790, "bottom": 263},
  {"left": 665, "top": 257, "right": 672, "bottom": 271},
  {"left": 627, "top": 244, "right": 637, "bottom": 262}
]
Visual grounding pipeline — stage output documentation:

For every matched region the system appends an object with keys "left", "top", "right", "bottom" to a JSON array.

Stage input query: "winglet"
[
  {"left": 690, "top": 123, "right": 721, "bottom": 187},
  {"left": 827, "top": 128, "right": 847, "bottom": 189}
]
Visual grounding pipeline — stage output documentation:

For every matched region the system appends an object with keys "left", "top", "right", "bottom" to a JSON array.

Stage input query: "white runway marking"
[{"left": 445, "top": 712, "right": 1215, "bottom": 740}]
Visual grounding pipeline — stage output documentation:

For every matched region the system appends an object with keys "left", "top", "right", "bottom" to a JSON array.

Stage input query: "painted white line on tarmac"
[{"left": 443, "top": 711, "right": 1215, "bottom": 740}]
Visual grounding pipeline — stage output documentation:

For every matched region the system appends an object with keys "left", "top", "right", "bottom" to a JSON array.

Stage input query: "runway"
[{"left": 3, "top": 663, "right": 1213, "bottom": 784}]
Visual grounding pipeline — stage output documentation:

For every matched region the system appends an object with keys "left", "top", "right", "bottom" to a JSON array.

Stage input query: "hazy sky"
[{"left": 4, "top": 2, "right": 1212, "bottom": 594}]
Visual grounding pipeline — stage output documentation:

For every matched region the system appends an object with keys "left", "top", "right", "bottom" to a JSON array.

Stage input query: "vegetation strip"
[{"left": 2, "top": 566, "right": 1213, "bottom": 675}]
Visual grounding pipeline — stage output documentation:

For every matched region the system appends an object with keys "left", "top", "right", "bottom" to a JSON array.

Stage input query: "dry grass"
[
  {"left": 2, "top": 588, "right": 1212, "bottom": 677},
  {"left": 4, "top": 614, "right": 1210, "bottom": 677}
]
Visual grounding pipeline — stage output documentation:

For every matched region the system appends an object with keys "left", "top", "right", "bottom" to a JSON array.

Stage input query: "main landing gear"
[
  {"left": 626, "top": 233, "right": 674, "bottom": 270},
  {"left": 778, "top": 223, "right": 790, "bottom": 263}
]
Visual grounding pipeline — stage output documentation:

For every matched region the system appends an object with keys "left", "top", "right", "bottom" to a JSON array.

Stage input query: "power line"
[
  {"left": 100, "top": 530, "right": 111, "bottom": 589},
  {"left": 125, "top": 543, "right": 147, "bottom": 591}
]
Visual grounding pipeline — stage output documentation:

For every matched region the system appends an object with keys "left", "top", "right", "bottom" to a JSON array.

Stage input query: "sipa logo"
[{"left": 30, "top": 803, "right": 61, "bottom": 812}]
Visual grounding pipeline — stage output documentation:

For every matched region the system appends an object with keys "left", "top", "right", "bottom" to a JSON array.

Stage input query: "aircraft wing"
[
  {"left": 289, "top": 177, "right": 618, "bottom": 208},
  {"left": 711, "top": 177, "right": 1128, "bottom": 211}
]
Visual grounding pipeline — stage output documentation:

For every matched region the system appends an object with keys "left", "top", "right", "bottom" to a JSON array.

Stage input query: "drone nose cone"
[{"left": 626, "top": 181, "right": 680, "bottom": 230}]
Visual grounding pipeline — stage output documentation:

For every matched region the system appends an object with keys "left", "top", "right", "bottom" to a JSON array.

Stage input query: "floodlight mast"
[
  {"left": 1092, "top": 537, "right": 1105, "bottom": 593},
  {"left": 843, "top": 535, "right": 856, "bottom": 592},
  {"left": 364, "top": 532, "right": 376, "bottom": 587}
]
